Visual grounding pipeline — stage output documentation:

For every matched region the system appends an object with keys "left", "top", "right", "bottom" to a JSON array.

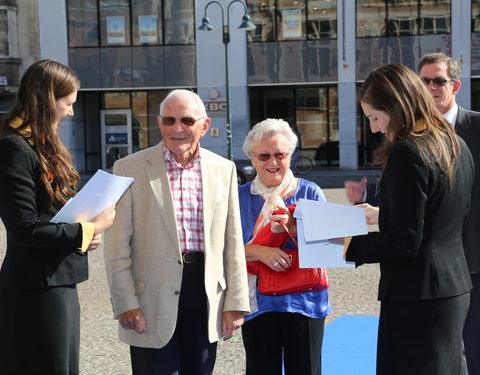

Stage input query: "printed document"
[
  {"left": 51, "top": 169, "right": 134, "bottom": 223},
  {"left": 294, "top": 199, "right": 368, "bottom": 268}
]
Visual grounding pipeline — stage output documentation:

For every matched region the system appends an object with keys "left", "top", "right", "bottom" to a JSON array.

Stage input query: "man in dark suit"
[{"left": 418, "top": 53, "right": 480, "bottom": 375}]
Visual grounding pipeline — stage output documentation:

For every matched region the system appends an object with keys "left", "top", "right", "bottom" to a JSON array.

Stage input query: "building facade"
[
  {"left": 2, "top": 0, "right": 480, "bottom": 173},
  {"left": 0, "top": 0, "right": 40, "bottom": 115}
]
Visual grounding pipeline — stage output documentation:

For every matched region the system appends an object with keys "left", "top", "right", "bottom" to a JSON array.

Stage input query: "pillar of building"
[
  {"left": 452, "top": 0, "right": 472, "bottom": 109},
  {"left": 37, "top": 0, "right": 85, "bottom": 172},
  {"left": 195, "top": 0, "right": 251, "bottom": 160},
  {"left": 337, "top": 0, "right": 357, "bottom": 170}
]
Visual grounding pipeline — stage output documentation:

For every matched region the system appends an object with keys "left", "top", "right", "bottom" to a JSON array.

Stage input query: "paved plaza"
[{"left": 0, "top": 188, "right": 380, "bottom": 374}]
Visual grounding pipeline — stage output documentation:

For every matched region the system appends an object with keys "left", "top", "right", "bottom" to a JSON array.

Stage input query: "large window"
[
  {"left": 276, "top": 0, "right": 306, "bottom": 41},
  {"left": 356, "top": 0, "right": 451, "bottom": 38},
  {"left": 474, "top": 2, "right": 480, "bottom": 32},
  {"left": 164, "top": 0, "right": 195, "bottom": 44},
  {"left": 249, "top": 86, "right": 378, "bottom": 167},
  {"left": 247, "top": 0, "right": 337, "bottom": 42},
  {"left": 132, "top": 0, "right": 163, "bottom": 45},
  {"left": 249, "top": 86, "right": 360, "bottom": 167},
  {"left": 102, "top": 91, "right": 159, "bottom": 151},
  {"left": 296, "top": 87, "right": 338, "bottom": 166},
  {"left": 67, "top": 0, "right": 194, "bottom": 47},
  {"left": 0, "top": 7, "right": 17, "bottom": 57},
  {"left": 0, "top": 9, "right": 8, "bottom": 56},
  {"left": 67, "top": 0, "right": 99, "bottom": 47},
  {"left": 100, "top": 0, "right": 131, "bottom": 46},
  {"left": 472, "top": 2, "right": 480, "bottom": 77},
  {"left": 307, "top": 0, "right": 337, "bottom": 40}
]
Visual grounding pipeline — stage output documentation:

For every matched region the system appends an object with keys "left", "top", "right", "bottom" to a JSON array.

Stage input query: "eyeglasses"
[
  {"left": 421, "top": 77, "right": 456, "bottom": 87},
  {"left": 249, "top": 152, "right": 289, "bottom": 162},
  {"left": 160, "top": 116, "right": 204, "bottom": 126}
]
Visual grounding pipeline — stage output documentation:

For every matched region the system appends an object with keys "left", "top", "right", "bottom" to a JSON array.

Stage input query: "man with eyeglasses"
[
  {"left": 346, "top": 53, "right": 480, "bottom": 374},
  {"left": 104, "top": 89, "right": 250, "bottom": 375}
]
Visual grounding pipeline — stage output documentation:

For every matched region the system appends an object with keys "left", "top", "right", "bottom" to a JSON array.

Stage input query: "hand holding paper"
[
  {"left": 91, "top": 204, "right": 116, "bottom": 235},
  {"left": 355, "top": 203, "right": 379, "bottom": 225}
]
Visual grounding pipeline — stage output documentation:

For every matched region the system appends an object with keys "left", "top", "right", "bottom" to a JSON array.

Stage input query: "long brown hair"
[
  {"left": 359, "top": 63, "right": 460, "bottom": 183},
  {"left": 0, "top": 59, "right": 81, "bottom": 204}
]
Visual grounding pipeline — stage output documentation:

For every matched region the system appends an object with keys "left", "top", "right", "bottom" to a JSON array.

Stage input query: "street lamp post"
[{"left": 198, "top": 1, "right": 255, "bottom": 160}]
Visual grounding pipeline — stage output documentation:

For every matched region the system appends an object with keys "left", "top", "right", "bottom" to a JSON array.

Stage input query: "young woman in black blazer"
[
  {"left": 345, "top": 64, "right": 474, "bottom": 374},
  {"left": 0, "top": 59, "right": 115, "bottom": 375}
]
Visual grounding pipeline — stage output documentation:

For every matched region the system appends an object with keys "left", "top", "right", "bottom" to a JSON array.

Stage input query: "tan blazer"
[{"left": 104, "top": 142, "right": 250, "bottom": 348}]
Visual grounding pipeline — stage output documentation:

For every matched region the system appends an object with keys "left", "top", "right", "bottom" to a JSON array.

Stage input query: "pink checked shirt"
[{"left": 163, "top": 144, "right": 205, "bottom": 253}]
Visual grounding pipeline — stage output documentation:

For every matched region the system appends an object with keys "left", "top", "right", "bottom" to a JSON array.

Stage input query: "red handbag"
[{"left": 247, "top": 205, "right": 329, "bottom": 296}]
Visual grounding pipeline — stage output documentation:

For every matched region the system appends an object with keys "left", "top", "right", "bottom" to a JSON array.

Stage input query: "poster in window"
[
  {"left": 282, "top": 9, "right": 302, "bottom": 39},
  {"left": 139, "top": 15, "right": 158, "bottom": 43},
  {"left": 106, "top": 16, "right": 126, "bottom": 44}
]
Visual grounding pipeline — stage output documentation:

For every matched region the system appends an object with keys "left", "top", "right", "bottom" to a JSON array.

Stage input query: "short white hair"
[
  {"left": 242, "top": 118, "right": 298, "bottom": 156},
  {"left": 159, "top": 89, "right": 207, "bottom": 117}
]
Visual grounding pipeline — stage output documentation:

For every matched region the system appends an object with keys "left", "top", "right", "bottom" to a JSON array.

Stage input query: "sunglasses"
[
  {"left": 421, "top": 77, "right": 455, "bottom": 87},
  {"left": 160, "top": 116, "right": 204, "bottom": 126},
  {"left": 249, "top": 151, "right": 289, "bottom": 162}
]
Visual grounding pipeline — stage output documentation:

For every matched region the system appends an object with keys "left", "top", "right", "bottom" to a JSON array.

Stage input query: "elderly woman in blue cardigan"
[{"left": 239, "top": 118, "right": 331, "bottom": 375}]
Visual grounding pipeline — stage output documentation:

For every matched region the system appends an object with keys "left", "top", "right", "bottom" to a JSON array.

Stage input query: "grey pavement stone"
[{"left": 0, "top": 188, "right": 380, "bottom": 375}]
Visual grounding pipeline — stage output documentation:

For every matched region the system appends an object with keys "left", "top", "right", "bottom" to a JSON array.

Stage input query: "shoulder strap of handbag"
[{"left": 278, "top": 221, "right": 298, "bottom": 248}]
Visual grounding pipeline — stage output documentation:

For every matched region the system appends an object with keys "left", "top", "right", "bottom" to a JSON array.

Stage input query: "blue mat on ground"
[{"left": 322, "top": 315, "right": 379, "bottom": 375}]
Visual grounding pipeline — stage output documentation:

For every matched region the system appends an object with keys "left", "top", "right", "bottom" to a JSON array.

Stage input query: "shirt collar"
[
  {"left": 162, "top": 142, "right": 202, "bottom": 169},
  {"left": 443, "top": 102, "right": 458, "bottom": 127},
  {"left": 9, "top": 117, "right": 34, "bottom": 145}
]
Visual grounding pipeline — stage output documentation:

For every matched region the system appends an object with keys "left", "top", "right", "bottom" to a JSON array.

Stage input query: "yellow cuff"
[
  {"left": 79, "top": 222, "right": 95, "bottom": 252},
  {"left": 343, "top": 236, "right": 352, "bottom": 259}
]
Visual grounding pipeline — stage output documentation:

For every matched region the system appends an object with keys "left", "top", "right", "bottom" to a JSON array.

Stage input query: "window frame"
[{"left": 0, "top": 6, "right": 18, "bottom": 58}]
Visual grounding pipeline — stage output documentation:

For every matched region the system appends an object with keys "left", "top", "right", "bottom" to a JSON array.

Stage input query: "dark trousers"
[
  {"left": 464, "top": 273, "right": 480, "bottom": 375},
  {"left": 377, "top": 293, "right": 469, "bottom": 375},
  {"left": 130, "top": 260, "right": 217, "bottom": 375},
  {"left": 242, "top": 311, "right": 325, "bottom": 375}
]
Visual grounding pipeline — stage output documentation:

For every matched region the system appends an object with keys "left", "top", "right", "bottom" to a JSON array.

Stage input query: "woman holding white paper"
[
  {"left": 0, "top": 59, "right": 115, "bottom": 375},
  {"left": 239, "top": 118, "right": 330, "bottom": 375},
  {"left": 345, "top": 64, "right": 474, "bottom": 374}
]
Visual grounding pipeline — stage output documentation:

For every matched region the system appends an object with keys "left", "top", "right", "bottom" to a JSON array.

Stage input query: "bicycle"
[{"left": 292, "top": 152, "right": 313, "bottom": 175}]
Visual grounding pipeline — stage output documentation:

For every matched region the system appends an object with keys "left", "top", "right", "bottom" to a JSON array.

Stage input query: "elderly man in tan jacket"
[{"left": 104, "top": 89, "right": 250, "bottom": 375}]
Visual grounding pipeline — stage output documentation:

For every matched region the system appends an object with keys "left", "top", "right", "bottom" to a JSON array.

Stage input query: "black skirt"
[
  {"left": 377, "top": 292, "right": 470, "bottom": 375},
  {"left": 0, "top": 285, "right": 80, "bottom": 375}
]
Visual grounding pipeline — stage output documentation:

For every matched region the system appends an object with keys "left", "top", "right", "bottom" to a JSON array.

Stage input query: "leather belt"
[{"left": 182, "top": 252, "right": 204, "bottom": 264}]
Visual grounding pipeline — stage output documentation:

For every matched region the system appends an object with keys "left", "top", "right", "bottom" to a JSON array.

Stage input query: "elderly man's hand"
[
  {"left": 222, "top": 311, "right": 245, "bottom": 340},
  {"left": 118, "top": 308, "right": 147, "bottom": 334}
]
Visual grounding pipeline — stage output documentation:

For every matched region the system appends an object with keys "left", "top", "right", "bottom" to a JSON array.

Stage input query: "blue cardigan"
[{"left": 239, "top": 178, "right": 331, "bottom": 320}]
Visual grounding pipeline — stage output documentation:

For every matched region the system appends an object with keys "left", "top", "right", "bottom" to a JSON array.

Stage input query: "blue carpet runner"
[{"left": 322, "top": 315, "right": 378, "bottom": 375}]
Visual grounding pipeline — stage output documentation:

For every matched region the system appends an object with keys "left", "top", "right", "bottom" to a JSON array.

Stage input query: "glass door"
[{"left": 101, "top": 109, "right": 132, "bottom": 171}]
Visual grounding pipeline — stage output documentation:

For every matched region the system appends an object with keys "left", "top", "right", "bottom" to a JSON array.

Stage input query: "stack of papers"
[
  {"left": 51, "top": 169, "right": 134, "bottom": 223},
  {"left": 294, "top": 199, "right": 368, "bottom": 268}
]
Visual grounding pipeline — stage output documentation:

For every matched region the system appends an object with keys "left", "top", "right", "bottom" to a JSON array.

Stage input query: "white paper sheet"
[
  {"left": 293, "top": 199, "right": 367, "bottom": 268},
  {"left": 294, "top": 199, "right": 368, "bottom": 241},
  {"left": 296, "top": 218, "right": 355, "bottom": 268},
  {"left": 51, "top": 169, "right": 134, "bottom": 223}
]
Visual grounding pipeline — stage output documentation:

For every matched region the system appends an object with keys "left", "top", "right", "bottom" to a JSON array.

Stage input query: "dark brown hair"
[
  {"left": 0, "top": 59, "right": 81, "bottom": 204},
  {"left": 417, "top": 52, "right": 461, "bottom": 80},
  {"left": 359, "top": 63, "right": 459, "bottom": 182}
]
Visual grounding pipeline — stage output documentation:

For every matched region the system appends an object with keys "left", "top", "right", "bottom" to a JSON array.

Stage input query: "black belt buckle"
[{"left": 182, "top": 252, "right": 203, "bottom": 264}]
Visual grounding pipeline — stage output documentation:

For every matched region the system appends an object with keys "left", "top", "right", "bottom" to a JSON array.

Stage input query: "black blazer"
[
  {"left": 0, "top": 135, "right": 88, "bottom": 288},
  {"left": 346, "top": 137, "right": 474, "bottom": 301},
  {"left": 456, "top": 107, "right": 480, "bottom": 272}
]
